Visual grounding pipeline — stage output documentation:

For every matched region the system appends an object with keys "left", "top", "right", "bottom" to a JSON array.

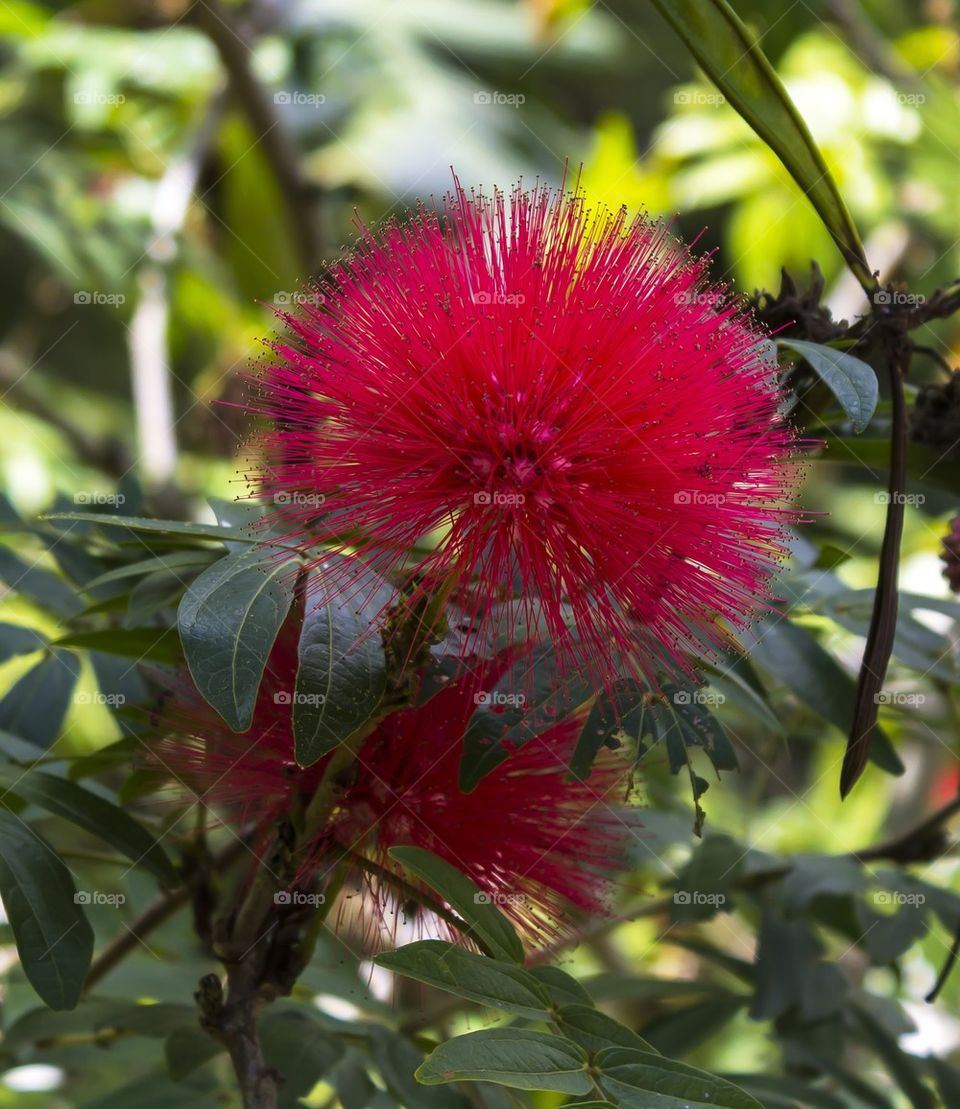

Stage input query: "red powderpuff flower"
[
  {"left": 155, "top": 642, "right": 631, "bottom": 947},
  {"left": 247, "top": 177, "right": 802, "bottom": 688}
]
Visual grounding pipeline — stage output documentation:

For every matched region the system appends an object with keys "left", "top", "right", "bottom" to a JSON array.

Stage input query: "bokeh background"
[{"left": 1, "top": 1, "right": 960, "bottom": 1105}]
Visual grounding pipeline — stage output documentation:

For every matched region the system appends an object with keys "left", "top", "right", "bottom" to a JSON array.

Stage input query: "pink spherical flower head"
[
  {"left": 155, "top": 635, "right": 631, "bottom": 949},
  {"left": 248, "top": 177, "right": 802, "bottom": 689}
]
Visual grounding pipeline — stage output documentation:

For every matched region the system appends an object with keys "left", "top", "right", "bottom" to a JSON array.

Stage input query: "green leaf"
[
  {"left": 528, "top": 965, "right": 593, "bottom": 1007},
  {"left": 178, "top": 547, "right": 298, "bottom": 732},
  {"left": 595, "top": 1047, "right": 762, "bottom": 1108},
  {"left": 778, "top": 339, "right": 879, "bottom": 433},
  {"left": 260, "top": 1010, "right": 345, "bottom": 1109},
  {"left": 53, "top": 627, "right": 183, "bottom": 665},
  {"left": 0, "top": 764, "right": 177, "bottom": 885},
  {"left": 569, "top": 681, "right": 648, "bottom": 781},
  {"left": 746, "top": 617, "right": 903, "bottom": 776},
  {"left": 0, "top": 621, "right": 46, "bottom": 663},
  {"left": 83, "top": 550, "right": 218, "bottom": 591},
  {"left": 5, "top": 1000, "right": 196, "bottom": 1047},
  {"left": 293, "top": 556, "right": 390, "bottom": 766},
  {"left": 417, "top": 1029, "right": 593, "bottom": 1095},
  {"left": 42, "top": 512, "right": 270, "bottom": 545},
  {"left": 0, "top": 545, "right": 81, "bottom": 618},
  {"left": 165, "top": 1024, "right": 224, "bottom": 1080},
  {"left": 387, "top": 847, "right": 524, "bottom": 963},
  {"left": 644, "top": 0, "right": 872, "bottom": 290},
  {"left": 0, "top": 809, "right": 93, "bottom": 1009},
  {"left": 557, "top": 1004, "right": 657, "bottom": 1055},
  {"left": 853, "top": 1004, "right": 936, "bottom": 1109},
  {"left": 376, "top": 941, "right": 552, "bottom": 1019},
  {"left": 0, "top": 649, "right": 80, "bottom": 747}
]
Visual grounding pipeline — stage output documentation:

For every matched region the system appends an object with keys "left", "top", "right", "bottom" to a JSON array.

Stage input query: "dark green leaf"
[
  {"left": 293, "top": 557, "right": 390, "bottom": 766},
  {"left": 376, "top": 941, "right": 552, "bottom": 1019},
  {"left": 54, "top": 627, "right": 182, "bottom": 665},
  {"left": 0, "top": 809, "right": 93, "bottom": 1009},
  {"left": 417, "top": 1029, "right": 592, "bottom": 1095},
  {"left": 528, "top": 965, "right": 593, "bottom": 1007},
  {"left": 261, "top": 1010, "right": 345, "bottom": 1109},
  {"left": 644, "top": 0, "right": 872, "bottom": 289},
  {"left": 557, "top": 1004, "right": 657, "bottom": 1055},
  {"left": 387, "top": 847, "right": 524, "bottom": 963},
  {"left": 0, "top": 545, "right": 81, "bottom": 617},
  {"left": 165, "top": 1024, "right": 224, "bottom": 1080},
  {"left": 0, "top": 649, "right": 80, "bottom": 747},
  {"left": 0, "top": 621, "right": 46, "bottom": 663},
  {"left": 853, "top": 1004, "right": 936, "bottom": 1109},
  {"left": 178, "top": 547, "right": 297, "bottom": 731},
  {"left": 779, "top": 339, "right": 879, "bottom": 432},
  {"left": 595, "top": 1047, "right": 762, "bottom": 1108},
  {"left": 0, "top": 764, "right": 177, "bottom": 885}
]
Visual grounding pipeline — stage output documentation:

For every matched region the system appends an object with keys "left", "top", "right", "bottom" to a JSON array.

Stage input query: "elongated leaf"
[
  {"left": 376, "top": 941, "right": 552, "bottom": 1019},
  {"left": 0, "top": 809, "right": 93, "bottom": 1009},
  {"left": 293, "top": 556, "right": 390, "bottom": 766},
  {"left": 778, "top": 339, "right": 879, "bottom": 433},
  {"left": 417, "top": 1029, "right": 592, "bottom": 1095},
  {"left": 179, "top": 548, "right": 297, "bottom": 732},
  {"left": 0, "top": 545, "right": 81, "bottom": 618},
  {"left": 645, "top": 0, "right": 872, "bottom": 289},
  {"left": 0, "top": 622, "right": 46, "bottom": 663},
  {"left": 0, "top": 764, "right": 177, "bottom": 885},
  {"left": 54, "top": 628, "right": 182, "bottom": 665},
  {"left": 853, "top": 1005, "right": 936, "bottom": 1109},
  {"left": 529, "top": 965, "right": 593, "bottom": 1007},
  {"left": 84, "top": 550, "right": 217, "bottom": 590},
  {"left": 595, "top": 1047, "right": 762, "bottom": 1108},
  {"left": 557, "top": 1004, "right": 657, "bottom": 1055},
  {"left": 745, "top": 617, "right": 903, "bottom": 775},
  {"left": 42, "top": 512, "right": 267, "bottom": 544},
  {"left": 0, "top": 650, "right": 80, "bottom": 747},
  {"left": 387, "top": 847, "right": 524, "bottom": 963}
]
